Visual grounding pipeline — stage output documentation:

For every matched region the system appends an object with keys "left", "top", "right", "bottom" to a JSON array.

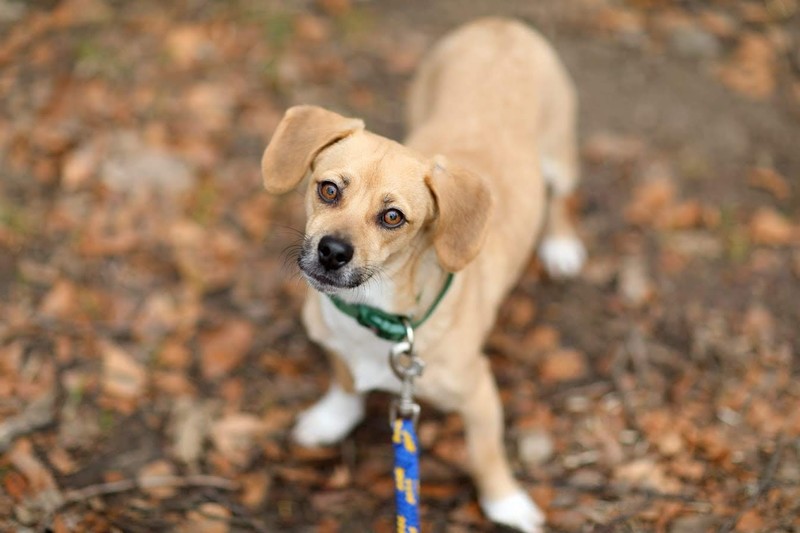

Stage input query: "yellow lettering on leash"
[
  {"left": 403, "top": 431, "right": 416, "bottom": 453},
  {"left": 405, "top": 479, "right": 417, "bottom": 505},
  {"left": 395, "top": 467, "right": 405, "bottom": 491}
]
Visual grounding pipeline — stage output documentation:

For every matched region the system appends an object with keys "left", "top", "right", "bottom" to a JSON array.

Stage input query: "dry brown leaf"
[
  {"left": 3, "top": 469, "right": 29, "bottom": 501},
  {"left": 187, "top": 83, "right": 236, "bottom": 134},
  {"left": 316, "top": 0, "right": 351, "bottom": 16},
  {"left": 8, "top": 439, "right": 58, "bottom": 492},
  {"left": 736, "top": 509, "right": 765, "bottom": 531},
  {"left": 182, "top": 502, "right": 231, "bottom": 533},
  {"left": 748, "top": 167, "right": 791, "bottom": 201},
  {"left": 625, "top": 177, "right": 676, "bottom": 226},
  {"left": 61, "top": 141, "right": 102, "bottom": 190},
  {"left": 166, "top": 25, "right": 215, "bottom": 68},
  {"left": 618, "top": 255, "right": 654, "bottom": 308},
  {"left": 522, "top": 325, "right": 560, "bottom": 353},
  {"left": 210, "top": 413, "right": 264, "bottom": 468},
  {"left": 749, "top": 207, "right": 795, "bottom": 245},
  {"left": 614, "top": 458, "right": 681, "bottom": 493},
  {"left": 293, "top": 14, "right": 331, "bottom": 44},
  {"left": 39, "top": 280, "right": 79, "bottom": 320},
  {"left": 238, "top": 471, "right": 271, "bottom": 510},
  {"left": 170, "top": 397, "right": 215, "bottom": 464},
  {"left": 138, "top": 460, "right": 178, "bottom": 499},
  {"left": 659, "top": 200, "right": 704, "bottom": 230},
  {"left": 539, "top": 349, "right": 588, "bottom": 383},
  {"left": 101, "top": 341, "right": 147, "bottom": 400},
  {"left": 716, "top": 33, "right": 777, "bottom": 100},
  {"left": 200, "top": 320, "right": 254, "bottom": 380},
  {"left": 504, "top": 295, "right": 536, "bottom": 329}
]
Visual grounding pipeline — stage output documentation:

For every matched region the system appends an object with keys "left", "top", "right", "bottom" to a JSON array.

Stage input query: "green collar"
[{"left": 327, "top": 273, "right": 454, "bottom": 342}]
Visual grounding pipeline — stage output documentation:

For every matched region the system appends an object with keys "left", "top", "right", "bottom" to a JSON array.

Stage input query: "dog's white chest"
[{"left": 318, "top": 295, "right": 402, "bottom": 394}]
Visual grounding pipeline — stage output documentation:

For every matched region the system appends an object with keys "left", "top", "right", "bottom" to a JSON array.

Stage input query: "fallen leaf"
[
  {"left": 39, "top": 280, "right": 79, "bottom": 320},
  {"left": 182, "top": 502, "right": 231, "bottom": 533},
  {"left": 138, "top": 460, "right": 178, "bottom": 499},
  {"left": 625, "top": 177, "right": 676, "bottom": 226},
  {"left": 210, "top": 413, "right": 264, "bottom": 467},
  {"left": 614, "top": 457, "right": 681, "bottom": 493},
  {"left": 293, "top": 14, "right": 330, "bottom": 44},
  {"left": 736, "top": 509, "right": 764, "bottom": 531},
  {"left": 200, "top": 320, "right": 254, "bottom": 380},
  {"left": 238, "top": 471, "right": 271, "bottom": 510},
  {"left": 101, "top": 341, "right": 147, "bottom": 401},
  {"left": 170, "top": 397, "right": 215, "bottom": 464},
  {"left": 618, "top": 255, "right": 654, "bottom": 308},
  {"left": 748, "top": 167, "right": 791, "bottom": 201},
  {"left": 8, "top": 439, "right": 58, "bottom": 492},
  {"left": 539, "top": 349, "right": 587, "bottom": 383},
  {"left": 749, "top": 207, "right": 795, "bottom": 245},
  {"left": 716, "top": 33, "right": 777, "bottom": 100}
]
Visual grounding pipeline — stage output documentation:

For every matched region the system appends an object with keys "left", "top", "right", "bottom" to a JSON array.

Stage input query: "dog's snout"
[{"left": 317, "top": 236, "right": 354, "bottom": 271}]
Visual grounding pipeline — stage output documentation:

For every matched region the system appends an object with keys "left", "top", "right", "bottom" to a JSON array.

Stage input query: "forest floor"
[{"left": 1, "top": 0, "right": 800, "bottom": 531}]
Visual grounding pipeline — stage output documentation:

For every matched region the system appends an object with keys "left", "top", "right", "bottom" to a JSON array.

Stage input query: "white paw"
[
  {"left": 292, "top": 385, "right": 365, "bottom": 447},
  {"left": 481, "top": 491, "right": 545, "bottom": 533},
  {"left": 538, "top": 236, "right": 586, "bottom": 278}
]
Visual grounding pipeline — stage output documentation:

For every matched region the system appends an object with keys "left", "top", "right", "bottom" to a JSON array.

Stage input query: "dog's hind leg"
[
  {"left": 291, "top": 353, "right": 365, "bottom": 447},
  {"left": 537, "top": 102, "right": 586, "bottom": 278}
]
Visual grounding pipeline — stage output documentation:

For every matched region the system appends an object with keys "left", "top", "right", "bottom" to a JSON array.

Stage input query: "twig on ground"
[
  {"left": 60, "top": 475, "right": 239, "bottom": 505},
  {"left": 0, "top": 392, "right": 55, "bottom": 453}
]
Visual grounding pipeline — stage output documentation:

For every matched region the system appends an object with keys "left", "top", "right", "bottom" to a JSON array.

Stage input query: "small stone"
[{"left": 518, "top": 429, "right": 554, "bottom": 466}]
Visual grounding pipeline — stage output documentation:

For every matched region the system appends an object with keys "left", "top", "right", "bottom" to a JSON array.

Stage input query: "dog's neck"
[{"left": 334, "top": 247, "right": 449, "bottom": 321}]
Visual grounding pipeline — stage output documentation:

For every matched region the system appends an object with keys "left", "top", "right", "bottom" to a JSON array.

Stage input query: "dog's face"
[
  {"left": 298, "top": 133, "right": 435, "bottom": 292},
  {"left": 262, "top": 105, "right": 493, "bottom": 293}
]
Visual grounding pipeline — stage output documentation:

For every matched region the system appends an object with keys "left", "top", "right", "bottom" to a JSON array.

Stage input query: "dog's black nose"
[{"left": 317, "top": 236, "right": 354, "bottom": 271}]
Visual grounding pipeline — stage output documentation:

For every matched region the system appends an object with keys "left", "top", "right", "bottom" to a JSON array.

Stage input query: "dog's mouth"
[{"left": 298, "top": 249, "right": 371, "bottom": 294}]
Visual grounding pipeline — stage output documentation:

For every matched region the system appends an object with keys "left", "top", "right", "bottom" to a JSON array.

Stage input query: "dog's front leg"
[
  {"left": 458, "top": 356, "right": 545, "bottom": 533},
  {"left": 292, "top": 352, "right": 365, "bottom": 447}
]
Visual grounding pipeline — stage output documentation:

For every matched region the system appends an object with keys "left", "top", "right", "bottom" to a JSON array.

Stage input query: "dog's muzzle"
[{"left": 298, "top": 234, "right": 368, "bottom": 292}]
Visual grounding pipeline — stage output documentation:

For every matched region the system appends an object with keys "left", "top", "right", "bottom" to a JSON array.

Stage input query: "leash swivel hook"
[{"left": 389, "top": 318, "right": 424, "bottom": 428}]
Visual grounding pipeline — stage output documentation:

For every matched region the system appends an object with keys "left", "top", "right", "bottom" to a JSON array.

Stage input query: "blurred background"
[{"left": 1, "top": 0, "right": 799, "bottom": 531}]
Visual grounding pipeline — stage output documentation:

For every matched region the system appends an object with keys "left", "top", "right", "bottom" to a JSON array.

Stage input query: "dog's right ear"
[{"left": 261, "top": 105, "right": 364, "bottom": 194}]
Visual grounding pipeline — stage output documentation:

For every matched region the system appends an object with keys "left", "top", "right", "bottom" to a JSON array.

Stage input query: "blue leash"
[{"left": 393, "top": 417, "right": 420, "bottom": 533}]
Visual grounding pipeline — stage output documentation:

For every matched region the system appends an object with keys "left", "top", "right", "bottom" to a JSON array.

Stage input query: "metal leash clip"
[{"left": 389, "top": 317, "right": 424, "bottom": 428}]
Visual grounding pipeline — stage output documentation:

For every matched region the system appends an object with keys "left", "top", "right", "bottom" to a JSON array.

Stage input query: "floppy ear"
[
  {"left": 425, "top": 156, "right": 493, "bottom": 272},
  {"left": 261, "top": 105, "right": 364, "bottom": 194}
]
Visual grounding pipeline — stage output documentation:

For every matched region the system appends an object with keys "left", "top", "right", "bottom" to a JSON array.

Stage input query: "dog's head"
[{"left": 262, "top": 105, "right": 492, "bottom": 294}]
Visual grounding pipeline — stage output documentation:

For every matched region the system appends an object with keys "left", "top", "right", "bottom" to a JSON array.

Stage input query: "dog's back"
[{"left": 406, "top": 17, "right": 580, "bottom": 306}]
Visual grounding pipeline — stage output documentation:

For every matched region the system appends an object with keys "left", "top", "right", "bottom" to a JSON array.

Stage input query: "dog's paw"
[
  {"left": 292, "top": 385, "right": 365, "bottom": 447},
  {"left": 481, "top": 491, "right": 545, "bottom": 533},
  {"left": 538, "top": 236, "right": 586, "bottom": 278}
]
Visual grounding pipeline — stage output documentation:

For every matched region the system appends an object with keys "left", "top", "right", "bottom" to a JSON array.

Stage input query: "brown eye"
[
  {"left": 318, "top": 181, "right": 340, "bottom": 203},
  {"left": 380, "top": 208, "right": 405, "bottom": 228}
]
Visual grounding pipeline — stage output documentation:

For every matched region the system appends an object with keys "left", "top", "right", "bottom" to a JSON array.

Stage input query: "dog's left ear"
[
  {"left": 261, "top": 105, "right": 365, "bottom": 194},
  {"left": 425, "top": 156, "right": 493, "bottom": 272}
]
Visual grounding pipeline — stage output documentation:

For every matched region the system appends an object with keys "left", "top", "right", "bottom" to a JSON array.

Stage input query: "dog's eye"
[
  {"left": 380, "top": 209, "right": 405, "bottom": 229},
  {"left": 318, "top": 181, "right": 340, "bottom": 203}
]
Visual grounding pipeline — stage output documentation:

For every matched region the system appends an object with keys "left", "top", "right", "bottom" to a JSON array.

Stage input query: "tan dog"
[{"left": 261, "top": 18, "right": 584, "bottom": 533}]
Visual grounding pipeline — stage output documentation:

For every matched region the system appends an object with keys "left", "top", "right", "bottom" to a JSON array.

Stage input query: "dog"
[{"left": 261, "top": 17, "right": 585, "bottom": 533}]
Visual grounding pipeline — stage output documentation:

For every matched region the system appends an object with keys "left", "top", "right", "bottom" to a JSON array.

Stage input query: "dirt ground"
[{"left": 1, "top": 0, "right": 800, "bottom": 531}]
